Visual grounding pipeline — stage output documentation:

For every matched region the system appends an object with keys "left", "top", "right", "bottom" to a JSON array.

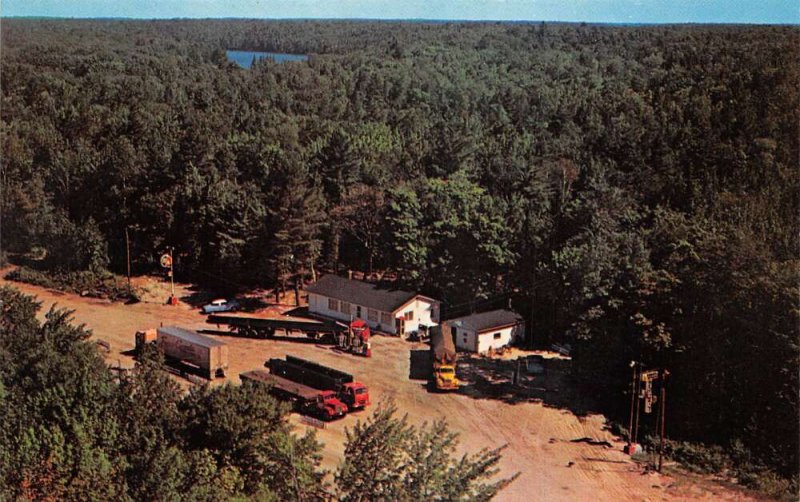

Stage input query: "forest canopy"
[{"left": 1, "top": 18, "right": 798, "bottom": 491}]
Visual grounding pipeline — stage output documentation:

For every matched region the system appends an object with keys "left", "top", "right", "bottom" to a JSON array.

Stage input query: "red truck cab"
[
  {"left": 340, "top": 382, "right": 370, "bottom": 410},
  {"left": 317, "top": 390, "right": 348, "bottom": 420}
]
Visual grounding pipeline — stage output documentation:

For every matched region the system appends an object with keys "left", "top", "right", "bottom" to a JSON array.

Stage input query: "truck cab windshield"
[{"left": 438, "top": 368, "right": 455, "bottom": 374}]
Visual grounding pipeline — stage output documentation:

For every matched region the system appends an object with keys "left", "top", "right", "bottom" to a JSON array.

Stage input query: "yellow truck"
[{"left": 430, "top": 326, "right": 459, "bottom": 391}]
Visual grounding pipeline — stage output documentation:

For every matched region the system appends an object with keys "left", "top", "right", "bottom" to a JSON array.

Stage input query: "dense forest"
[{"left": 1, "top": 19, "right": 798, "bottom": 493}]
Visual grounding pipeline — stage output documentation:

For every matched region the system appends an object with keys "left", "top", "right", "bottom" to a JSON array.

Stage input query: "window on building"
[
  {"left": 340, "top": 301, "right": 351, "bottom": 314},
  {"left": 450, "top": 326, "right": 457, "bottom": 338},
  {"left": 368, "top": 309, "right": 378, "bottom": 322},
  {"left": 380, "top": 312, "right": 392, "bottom": 325},
  {"left": 356, "top": 306, "right": 362, "bottom": 318},
  {"left": 328, "top": 298, "right": 338, "bottom": 311},
  {"left": 404, "top": 310, "right": 414, "bottom": 320},
  {"left": 493, "top": 332, "right": 502, "bottom": 340}
]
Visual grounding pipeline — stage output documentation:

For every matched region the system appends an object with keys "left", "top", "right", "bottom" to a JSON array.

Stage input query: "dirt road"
[{"left": 1, "top": 275, "right": 756, "bottom": 501}]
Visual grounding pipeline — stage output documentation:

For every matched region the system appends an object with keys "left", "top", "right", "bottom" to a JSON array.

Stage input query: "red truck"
[
  {"left": 240, "top": 369, "right": 348, "bottom": 420},
  {"left": 266, "top": 355, "right": 370, "bottom": 410}
]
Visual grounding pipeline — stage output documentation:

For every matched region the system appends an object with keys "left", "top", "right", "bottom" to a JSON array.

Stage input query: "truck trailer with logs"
[
  {"left": 266, "top": 355, "right": 370, "bottom": 410},
  {"left": 207, "top": 313, "right": 372, "bottom": 356},
  {"left": 240, "top": 369, "right": 348, "bottom": 420},
  {"left": 430, "top": 325, "right": 459, "bottom": 391},
  {"left": 135, "top": 326, "right": 228, "bottom": 380}
]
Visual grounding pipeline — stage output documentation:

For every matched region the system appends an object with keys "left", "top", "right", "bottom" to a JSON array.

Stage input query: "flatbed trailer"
[
  {"left": 284, "top": 355, "right": 354, "bottom": 385},
  {"left": 267, "top": 356, "right": 370, "bottom": 409},
  {"left": 207, "top": 312, "right": 346, "bottom": 340},
  {"left": 240, "top": 369, "right": 348, "bottom": 420}
]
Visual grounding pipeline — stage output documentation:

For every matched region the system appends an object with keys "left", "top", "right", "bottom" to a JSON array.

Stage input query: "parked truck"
[
  {"left": 335, "top": 319, "right": 372, "bottom": 357},
  {"left": 240, "top": 369, "right": 348, "bottom": 420},
  {"left": 208, "top": 313, "right": 372, "bottom": 356},
  {"left": 430, "top": 325, "right": 459, "bottom": 391},
  {"left": 136, "top": 326, "right": 228, "bottom": 380},
  {"left": 266, "top": 355, "right": 370, "bottom": 410}
]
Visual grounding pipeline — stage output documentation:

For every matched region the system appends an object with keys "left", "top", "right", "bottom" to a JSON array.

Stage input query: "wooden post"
[
  {"left": 169, "top": 247, "right": 175, "bottom": 299},
  {"left": 627, "top": 362, "right": 638, "bottom": 447},
  {"left": 633, "top": 368, "right": 642, "bottom": 445},
  {"left": 294, "top": 281, "right": 300, "bottom": 306},
  {"left": 125, "top": 227, "right": 131, "bottom": 287},
  {"left": 658, "top": 370, "right": 668, "bottom": 472}
]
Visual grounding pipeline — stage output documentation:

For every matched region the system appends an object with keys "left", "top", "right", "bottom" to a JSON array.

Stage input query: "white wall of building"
[
  {"left": 449, "top": 322, "right": 478, "bottom": 352},
  {"left": 447, "top": 321, "right": 525, "bottom": 353},
  {"left": 393, "top": 297, "right": 439, "bottom": 335},
  {"left": 476, "top": 324, "right": 524, "bottom": 354},
  {"left": 307, "top": 292, "right": 397, "bottom": 334},
  {"left": 308, "top": 293, "right": 439, "bottom": 336}
]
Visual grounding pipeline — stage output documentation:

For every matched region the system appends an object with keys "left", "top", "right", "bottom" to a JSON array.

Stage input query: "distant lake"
[{"left": 226, "top": 50, "right": 309, "bottom": 68}]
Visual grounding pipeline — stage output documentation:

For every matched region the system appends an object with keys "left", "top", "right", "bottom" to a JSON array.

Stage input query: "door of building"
[{"left": 395, "top": 317, "right": 405, "bottom": 336}]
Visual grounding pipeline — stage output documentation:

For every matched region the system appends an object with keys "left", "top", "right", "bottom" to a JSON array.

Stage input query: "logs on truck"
[
  {"left": 240, "top": 369, "right": 348, "bottom": 420},
  {"left": 135, "top": 326, "right": 228, "bottom": 380},
  {"left": 266, "top": 355, "right": 370, "bottom": 410},
  {"left": 207, "top": 313, "right": 372, "bottom": 356},
  {"left": 430, "top": 325, "right": 459, "bottom": 391}
]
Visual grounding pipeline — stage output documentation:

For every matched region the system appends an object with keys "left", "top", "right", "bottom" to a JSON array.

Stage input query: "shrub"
[{"left": 6, "top": 267, "right": 139, "bottom": 302}]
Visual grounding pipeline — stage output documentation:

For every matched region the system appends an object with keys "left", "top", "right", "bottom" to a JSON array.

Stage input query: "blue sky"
[{"left": 3, "top": 1, "right": 798, "bottom": 24}]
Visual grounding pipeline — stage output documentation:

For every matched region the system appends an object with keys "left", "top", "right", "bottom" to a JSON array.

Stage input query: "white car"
[{"left": 202, "top": 298, "right": 239, "bottom": 314}]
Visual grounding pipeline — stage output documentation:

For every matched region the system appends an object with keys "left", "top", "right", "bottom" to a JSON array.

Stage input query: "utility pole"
[
  {"left": 125, "top": 227, "right": 132, "bottom": 288},
  {"left": 633, "top": 366, "right": 642, "bottom": 446},
  {"left": 169, "top": 246, "right": 175, "bottom": 301},
  {"left": 161, "top": 247, "right": 176, "bottom": 305},
  {"left": 658, "top": 369, "right": 669, "bottom": 472},
  {"left": 627, "top": 361, "right": 639, "bottom": 451}
]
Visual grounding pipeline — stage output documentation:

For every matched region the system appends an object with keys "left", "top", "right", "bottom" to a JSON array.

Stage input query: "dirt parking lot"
[{"left": 1, "top": 274, "right": 757, "bottom": 501}]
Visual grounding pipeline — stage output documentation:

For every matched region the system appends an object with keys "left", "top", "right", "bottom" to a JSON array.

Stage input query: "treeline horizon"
[{"left": 1, "top": 18, "right": 797, "bottom": 494}]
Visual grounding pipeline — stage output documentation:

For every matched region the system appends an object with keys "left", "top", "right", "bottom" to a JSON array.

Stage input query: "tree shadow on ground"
[
  {"left": 283, "top": 306, "right": 310, "bottom": 317},
  {"left": 179, "top": 285, "right": 214, "bottom": 309},
  {"left": 179, "top": 286, "right": 270, "bottom": 312},
  {"left": 456, "top": 354, "right": 600, "bottom": 417},
  {"left": 409, "top": 349, "right": 430, "bottom": 381}
]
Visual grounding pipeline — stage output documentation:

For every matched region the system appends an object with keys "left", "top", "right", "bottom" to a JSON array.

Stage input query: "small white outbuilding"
[{"left": 443, "top": 309, "right": 525, "bottom": 354}]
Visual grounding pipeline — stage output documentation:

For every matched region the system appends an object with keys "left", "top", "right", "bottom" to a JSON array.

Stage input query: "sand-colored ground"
[{"left": 0, "top": 272, "right": 760, "bottom": 501}]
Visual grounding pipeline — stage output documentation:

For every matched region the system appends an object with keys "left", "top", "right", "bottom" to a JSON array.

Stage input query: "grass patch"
[
  {"left": 639, "top": 435, "right": 798, "bottom": 501},
  {"left": 6, "top": 266, "right": 139, "bottom": 303}
]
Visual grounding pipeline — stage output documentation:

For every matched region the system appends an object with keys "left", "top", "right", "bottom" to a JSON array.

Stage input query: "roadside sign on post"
[
  {"left": 161, "top": 249, "right": 177, "bottom": 305},
  {"left": 640, "top": 370, "right": 660, "bottom": 382}
]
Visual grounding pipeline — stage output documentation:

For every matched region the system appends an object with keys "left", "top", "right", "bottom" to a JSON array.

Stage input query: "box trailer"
[{"left": 137, "top": 326, "right": 228, "bottom": 380}]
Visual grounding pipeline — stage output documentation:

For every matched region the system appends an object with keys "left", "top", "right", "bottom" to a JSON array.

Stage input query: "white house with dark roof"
[
  {"left": 305, "top": 275, "right": 440, "bottom": 336},
  {"left": 443, "top": 309, "right": 525, "bottom": 353}
]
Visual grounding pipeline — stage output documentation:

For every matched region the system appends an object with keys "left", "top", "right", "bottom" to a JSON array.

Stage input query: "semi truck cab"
[
  {"left": 340, "top": 382, "right": 370, "bottom": 409},
  {"left": 433, "top": 364, "right": 459, "bottom": 391},
  {"left": 315, "top": 390, "right": 348, "bottom": 420}
]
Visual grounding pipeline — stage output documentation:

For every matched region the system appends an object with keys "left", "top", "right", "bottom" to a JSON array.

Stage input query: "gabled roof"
[
  {"left": 446, "top": 309, "right": 524, "bottom": 333},
  {"left": 306, "top": 274, "right": 428, "bottom": 313}
]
